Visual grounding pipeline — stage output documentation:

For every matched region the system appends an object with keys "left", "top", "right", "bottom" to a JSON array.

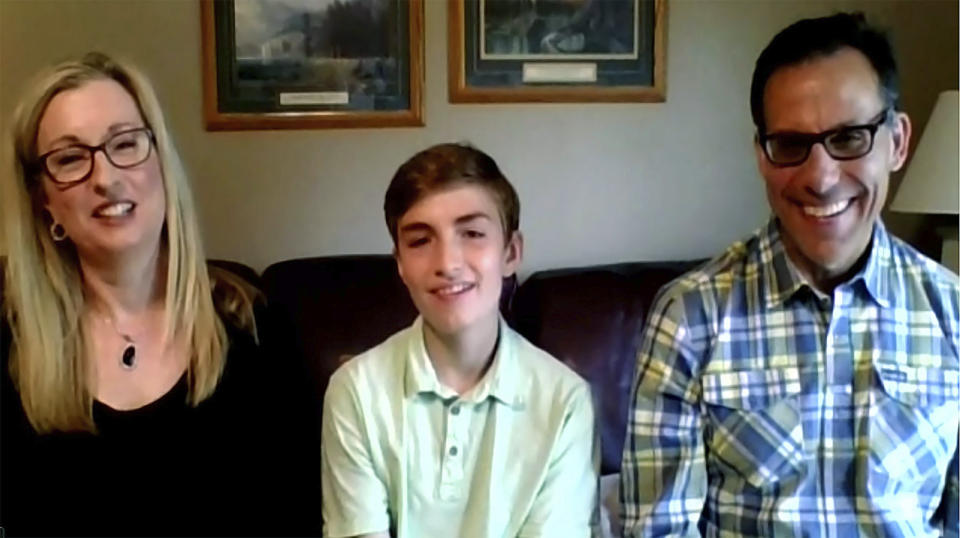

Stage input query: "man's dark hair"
[
  {"left": 750, "top": 12, "right": 899, "bottom": 135},
  {"left": 384, "top": 143, "right": 520, "bottom": 245}
]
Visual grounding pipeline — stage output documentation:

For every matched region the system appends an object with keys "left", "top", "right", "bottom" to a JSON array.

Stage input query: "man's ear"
[
  {"left": 753, "top": 134, "right": 771, "bottom": 179},
  {"left": 889, "top": 111, "right": 912, "bottom": 172},
  {"left": 502, "top": 230, "right": 523, "bottom": 277}
]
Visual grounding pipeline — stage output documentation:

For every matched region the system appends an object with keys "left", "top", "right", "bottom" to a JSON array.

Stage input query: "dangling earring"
[{"left": 50, "top": 221, "right": 67, "bottom": 242}]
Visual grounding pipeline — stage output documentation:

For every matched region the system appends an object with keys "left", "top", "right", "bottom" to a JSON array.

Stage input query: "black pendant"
[{"left": 121, "top": 345, "right": 137, "bottom": 369}]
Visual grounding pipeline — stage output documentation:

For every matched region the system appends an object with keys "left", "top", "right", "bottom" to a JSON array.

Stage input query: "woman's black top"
[{"left": 1, "top": 312, "right": 320, "bottom": 537}]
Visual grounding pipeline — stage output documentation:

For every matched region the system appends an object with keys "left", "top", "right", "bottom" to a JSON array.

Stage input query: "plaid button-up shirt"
[{"left": 620, "top": 218, "right": 960, "bottom": 537}]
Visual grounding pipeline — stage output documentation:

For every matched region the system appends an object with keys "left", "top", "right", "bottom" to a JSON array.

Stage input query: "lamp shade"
[{"left": 890, "top": 90, "right": 959, "bottom": 215}]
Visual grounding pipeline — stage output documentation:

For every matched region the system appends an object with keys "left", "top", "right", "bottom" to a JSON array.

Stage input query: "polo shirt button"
[
  {"left": 451, "top": 405, "right": 460, "bottom": 415},
  {"left": 440, "top": 484, "right": 457, "bottom": 500},
  {"left": 449, "top": 446, "right": 458, "bottom": 457}
]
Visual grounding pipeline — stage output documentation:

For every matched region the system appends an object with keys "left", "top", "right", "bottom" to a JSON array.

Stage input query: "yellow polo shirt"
[{"left": 321, "top": 317, "right": 598, "bottom": 538}]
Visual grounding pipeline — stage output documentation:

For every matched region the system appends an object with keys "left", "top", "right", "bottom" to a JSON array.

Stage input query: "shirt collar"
[
  {"left": 761, "top": 216, "right": 892, "bottom": 309},
  {"left": 403, "top": 316, "right": 519, "bottom": 407},
  {"left": 858, "top": 221, "right": 893, "bottom": 307}
]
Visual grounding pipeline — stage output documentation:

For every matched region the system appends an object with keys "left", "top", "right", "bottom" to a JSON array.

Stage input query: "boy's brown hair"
[{"left": 384, "top": 143, "right": 520, "bottom": 244}]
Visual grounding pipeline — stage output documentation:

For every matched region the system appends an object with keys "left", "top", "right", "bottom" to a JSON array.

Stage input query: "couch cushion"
[
  {"left": 261, "top": 255, "right": 417, "bottom": 405},
  {"left": 511, "top": 260, "right": 704, "bottom": 475}
]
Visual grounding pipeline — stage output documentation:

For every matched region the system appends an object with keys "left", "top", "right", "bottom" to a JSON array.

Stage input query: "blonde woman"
[{"left": 0, "top": 53, "right": 309, "bottom": 536}]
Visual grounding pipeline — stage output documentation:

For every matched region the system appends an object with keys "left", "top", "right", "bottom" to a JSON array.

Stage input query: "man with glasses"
[{"left": 621, "top": 12, "right": 959, "bottom": 537}]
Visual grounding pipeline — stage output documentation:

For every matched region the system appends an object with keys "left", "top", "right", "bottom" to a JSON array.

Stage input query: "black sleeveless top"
[{"left": 0, "top": 314, "right": 320, "bottom": 537}]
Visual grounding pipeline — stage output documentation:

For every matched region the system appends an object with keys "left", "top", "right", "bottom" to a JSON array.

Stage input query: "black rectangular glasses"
[{"left": 759, "top": 109, "right": 890, "bottom": 167}]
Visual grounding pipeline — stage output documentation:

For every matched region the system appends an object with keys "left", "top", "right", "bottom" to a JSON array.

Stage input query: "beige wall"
[{"left": 2, "top": 0, "right": 956, "bottom": 274}]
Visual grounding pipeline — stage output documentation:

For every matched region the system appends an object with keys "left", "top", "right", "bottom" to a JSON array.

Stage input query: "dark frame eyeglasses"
[
  {"left": 35, "top": 127, "right": 156, "bottom": 185},
  {"left": 758, "top": 109, "right": 891, "bottom": 167}
]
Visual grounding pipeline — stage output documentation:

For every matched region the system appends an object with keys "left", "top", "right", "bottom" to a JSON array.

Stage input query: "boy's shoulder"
[
  {"left": 505, "top": 325, "right": 591, "bottom": 398},
  {"left": 327, "top": 325, "right": 413, "bottom": 397}
]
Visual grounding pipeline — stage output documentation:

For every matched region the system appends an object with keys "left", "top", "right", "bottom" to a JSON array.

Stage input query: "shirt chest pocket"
[
  {"left": 701, "top": 368, "right": 807, "bottom": 490},
  {"left": 867, "top": 362, "right": 960, "bottom": 494}
]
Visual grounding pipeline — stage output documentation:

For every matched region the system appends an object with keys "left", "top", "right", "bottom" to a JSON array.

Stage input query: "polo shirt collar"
[
  {"left": 404, "top": 316, "right": 519, "bottom": 407},
  {"left": 762, "top": 216, "right": 892, "bottom": 309}
]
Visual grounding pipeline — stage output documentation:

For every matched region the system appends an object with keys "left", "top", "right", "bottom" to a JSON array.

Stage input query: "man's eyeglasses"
[
  {"left": 36, "top": 127, "right": 155, "bottom": 185},
  {"left": 758, "top": 109, "right": 890, "bottom": 167}
]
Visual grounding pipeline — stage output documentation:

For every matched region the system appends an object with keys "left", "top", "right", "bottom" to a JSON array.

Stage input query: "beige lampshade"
[{"left": 890, "top": 90, "right": 959, "bottom": 215}]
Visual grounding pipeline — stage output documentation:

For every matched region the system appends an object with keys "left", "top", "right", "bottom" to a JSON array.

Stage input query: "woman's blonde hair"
[{"left": 2, "top": 52, "right": 250, "bottom": 433}]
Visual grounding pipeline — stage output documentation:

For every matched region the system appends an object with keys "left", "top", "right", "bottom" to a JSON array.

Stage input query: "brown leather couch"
[
  {"left": 0, "top": 255, "right": 702, "bottom": 535},
  {"left": 258, "top": 254, "right": 703, "bottom": 535}
]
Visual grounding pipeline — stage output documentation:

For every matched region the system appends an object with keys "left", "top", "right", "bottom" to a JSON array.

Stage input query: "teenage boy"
[{"left": 321, "top": 143, "right": 598, "bottom": 538}]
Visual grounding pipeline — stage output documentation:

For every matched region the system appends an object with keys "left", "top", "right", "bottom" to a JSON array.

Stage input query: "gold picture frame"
[
  {"left": 448, "top": 0, "right": 666, "bottom": 103},
  {"left": 201, "top": 0, "right": 424, "bottom": 130}
]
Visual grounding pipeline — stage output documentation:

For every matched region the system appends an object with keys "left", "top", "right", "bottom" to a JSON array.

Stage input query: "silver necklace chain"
[{"left": 101, "top": 314, "right": 138, "bottom": 371}]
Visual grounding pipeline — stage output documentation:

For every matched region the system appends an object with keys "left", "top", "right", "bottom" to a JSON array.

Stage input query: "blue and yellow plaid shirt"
[{"left": 621, "top": 218, "right": 959, "bottom": 537}]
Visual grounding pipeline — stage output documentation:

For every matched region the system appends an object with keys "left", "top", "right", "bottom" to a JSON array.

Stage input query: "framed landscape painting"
[
  {"left": 448, "top": 0, "right": 666, "bottom": 103},
  {"left": 201, "top": 0, "right": 424, "bottom": 130}
]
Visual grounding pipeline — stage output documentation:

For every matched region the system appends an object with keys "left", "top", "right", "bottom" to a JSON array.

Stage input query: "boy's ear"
[
  {"left": 393, "top": 246, "right": 406, "bottom": 282},
  {"left": 502, "top": 230, "right": 523, "bottom": 277}
]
